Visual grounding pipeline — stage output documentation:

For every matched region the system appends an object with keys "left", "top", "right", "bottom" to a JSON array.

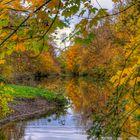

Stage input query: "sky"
[
  {"left": 94, "top": 0, "right": 114, "bottom": 10},
  {"left": 54, "top": 0, "right": 114, "bottom": 51}
]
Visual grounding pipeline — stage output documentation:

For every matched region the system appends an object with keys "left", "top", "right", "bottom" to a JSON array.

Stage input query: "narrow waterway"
[
  {"left": 0, "top": 107, "right": 89, "bottom": 140},
  {"left": 0, "top": 77, "right": 140, "bottom": 140},
  {"left": 22, "top": 108, "right": 87, "bottom": 140}
]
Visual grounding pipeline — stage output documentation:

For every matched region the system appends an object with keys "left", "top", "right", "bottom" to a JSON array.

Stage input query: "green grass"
[{"left": 3, "top": 84, "right": 67, "bottom": 105}]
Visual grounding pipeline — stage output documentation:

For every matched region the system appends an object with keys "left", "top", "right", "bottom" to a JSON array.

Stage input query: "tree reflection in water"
[
  {"left": 1, "top": 78, "right": 140, "bottom": 139},
  {"left": 0, "top": 110, "right": 67, "bottom": 140},
  {"left": 66, "top": 78, "right": 140, "bottom": 139},
  {"left": 0, "top": 122, "right": 26, "bottom": 140}
]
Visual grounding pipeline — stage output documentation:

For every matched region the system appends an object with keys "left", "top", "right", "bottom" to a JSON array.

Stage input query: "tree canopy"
[
  {"left": 0, "top": 0, "right": 137, "bottom": 61},
  {"left": 1, "top": 0, "right": 140, "bottom": 139}
]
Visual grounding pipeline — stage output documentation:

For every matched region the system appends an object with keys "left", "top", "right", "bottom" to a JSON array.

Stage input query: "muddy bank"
[{"left": 0, "top": 98, "right": 65, "bottom": 128}]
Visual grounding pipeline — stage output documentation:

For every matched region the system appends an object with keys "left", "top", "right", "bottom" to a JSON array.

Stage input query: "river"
[{"left": 0, "top": 77, "right": 140, "bottom": 140}]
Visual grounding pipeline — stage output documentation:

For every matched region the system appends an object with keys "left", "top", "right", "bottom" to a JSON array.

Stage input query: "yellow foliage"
[
  {"left": 110, "top": 26, "right": 140, "bottom": 88},
  {"left": 1, "top": 65, "right": 13, "bottom": 79},
  {"left": 0, "top": 32, "right": 7, "bottom": 38},
  {"left": 66, "top": 44, "right": 83, "bottom": 71},
  {"left": 0, "top": 59, "right": 5, "bottom": 64},
  {"left": 48, "top": 0, "right": 59, "bottom": 9},
  {"left": 16, "top": 43, "right": 25, "bottom": 52},
  {"left": 11, "top": 34, "right": 18, "bottom": 41}
]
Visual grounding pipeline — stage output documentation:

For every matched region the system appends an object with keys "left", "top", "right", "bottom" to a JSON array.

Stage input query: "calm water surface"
[
  {"left": 1, "top": 78, "right": 139, "bottom": 140},
  {"left": 22, "top": 108, "right": 87, "bottom": 140}
]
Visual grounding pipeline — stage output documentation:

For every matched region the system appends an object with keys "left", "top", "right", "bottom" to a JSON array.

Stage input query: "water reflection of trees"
[
  {"left": 37, "top": 77, "right": 66, "bottom": 94},
  {"left": 66, "top": 78, "right": 140, "bottom": 139},
  {"left": 0, "top": 122, "right": 26, "bottom": 140},
  {"left": 4, "top": 78, "right": 140, "bottom": 139},
  {"left": 0, "top": 111, "right": 67, "bottom": 140},
  {"left": 66, "top": 78, "right": 110, "bottom": 128}
]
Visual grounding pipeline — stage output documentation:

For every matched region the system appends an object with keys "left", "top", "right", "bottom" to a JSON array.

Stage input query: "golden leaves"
[
  {"left": 0, "top": 59, "right": 5, "bottom": 64},
  {"left": 28, "top": 0, "right": 44, "bottom": 6},
  {"left": 112, "top": 0, "right": 119, "bottom": 3},
  {"left": 16, "top": 42, "right": 25, "bottom": 52},
  {"left": 48, "top": 0, "right": 59, "bottom": 9},
  {"left": 66, "top": 44, "right": 82, "bottom": 71},
  {"left": 0, "top": 32, "right": 7, "bottom": 39},
  {"left": 11, "top": 34, "right": 18, "bottom": 41},
  {"left": 110, "top": 34, "right": 140, "bottom": 88}
]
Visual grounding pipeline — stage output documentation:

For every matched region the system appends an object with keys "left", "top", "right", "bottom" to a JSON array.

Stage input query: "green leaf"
[
  {"left": 75, "top": 33, "right": 95, "bottom": 45},
  {"left": 91, "top": 8, "right": 98, "bottom": 14},
  {"left": 133, "top": 115, "right": 140, "bottom": 122}
]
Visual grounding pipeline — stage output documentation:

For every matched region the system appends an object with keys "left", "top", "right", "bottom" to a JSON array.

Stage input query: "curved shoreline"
[{"left": 0, "top": 98, "right": 66, "bottom": 128}]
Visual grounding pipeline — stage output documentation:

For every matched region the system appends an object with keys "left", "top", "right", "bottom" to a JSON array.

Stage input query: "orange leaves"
[
  {"left": 37, "top": 11, "right": 48, "bottom": 20},
  {"left": 35, "top": 50, "right": 60, "bottom": 74},
  {"left": 37, "top": 0, "right": 44, "bottom": 4},
  {"left": 66, "top": 44, "right": 83, "bottom": 71},
  {"left": 112, "top": 0, "right": 119, "bottom": 3},
  {"left": 11, "top": 34, "right": 18, "bottom": 41},
  {"left": 12, "top": 0, "right": 20, "bottom": 7},
  {"left": 48, "top": 0, "right": 59, "bottom": 9},
  {"left": 16, "top": 43, "right": 25, "bottom": 52},
  {"left": 0, "top": 32, "right": 7, "bottom": 39},
  {"left": 12, "top": 0, "right": 23, "bottom": 10},
  {"left": 34, "top": 0, "right": 44, "bottom": 5},
  {"left": 27, "top": 0, "right": 44, "bottom": 6},
  {"left": 66, "top": 79, "right": 81, "bottom": 111},
  {"left": 66, "top": 50, "right": 75, "bottom": 70},
  {"left": 0, "top": 0, "right": 11, "bottom": 10},
  {"left": 0, "top": 59, "right": 5, "bottom": 64}
]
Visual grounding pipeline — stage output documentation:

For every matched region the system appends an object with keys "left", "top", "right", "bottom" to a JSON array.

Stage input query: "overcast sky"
[
  {"left": 54, "top": 0, "right": 114, "bottom": 50},
  {"left": 94, "top": 0, "right": 113, "bottom": 10}
]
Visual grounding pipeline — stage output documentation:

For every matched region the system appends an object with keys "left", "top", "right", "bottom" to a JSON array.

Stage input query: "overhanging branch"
[{"left": 0, "top": 0, "right": 52, "bottom": 47}]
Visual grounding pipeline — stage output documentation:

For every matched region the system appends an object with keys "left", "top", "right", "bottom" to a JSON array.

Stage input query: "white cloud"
[
  {"left": 93, "top": 0, "right": 113, "bottom": 10},
  {"left": 53, "top": 27, "right": 72, "bottom": 50}
]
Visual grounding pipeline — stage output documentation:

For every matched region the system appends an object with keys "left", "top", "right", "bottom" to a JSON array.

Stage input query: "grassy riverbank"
[
  {"left": 0, "top": 84, "right": 67, "bottom": 126},
  {"left": 4, "top": 84, "right": 66, "bottom": 104}
]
